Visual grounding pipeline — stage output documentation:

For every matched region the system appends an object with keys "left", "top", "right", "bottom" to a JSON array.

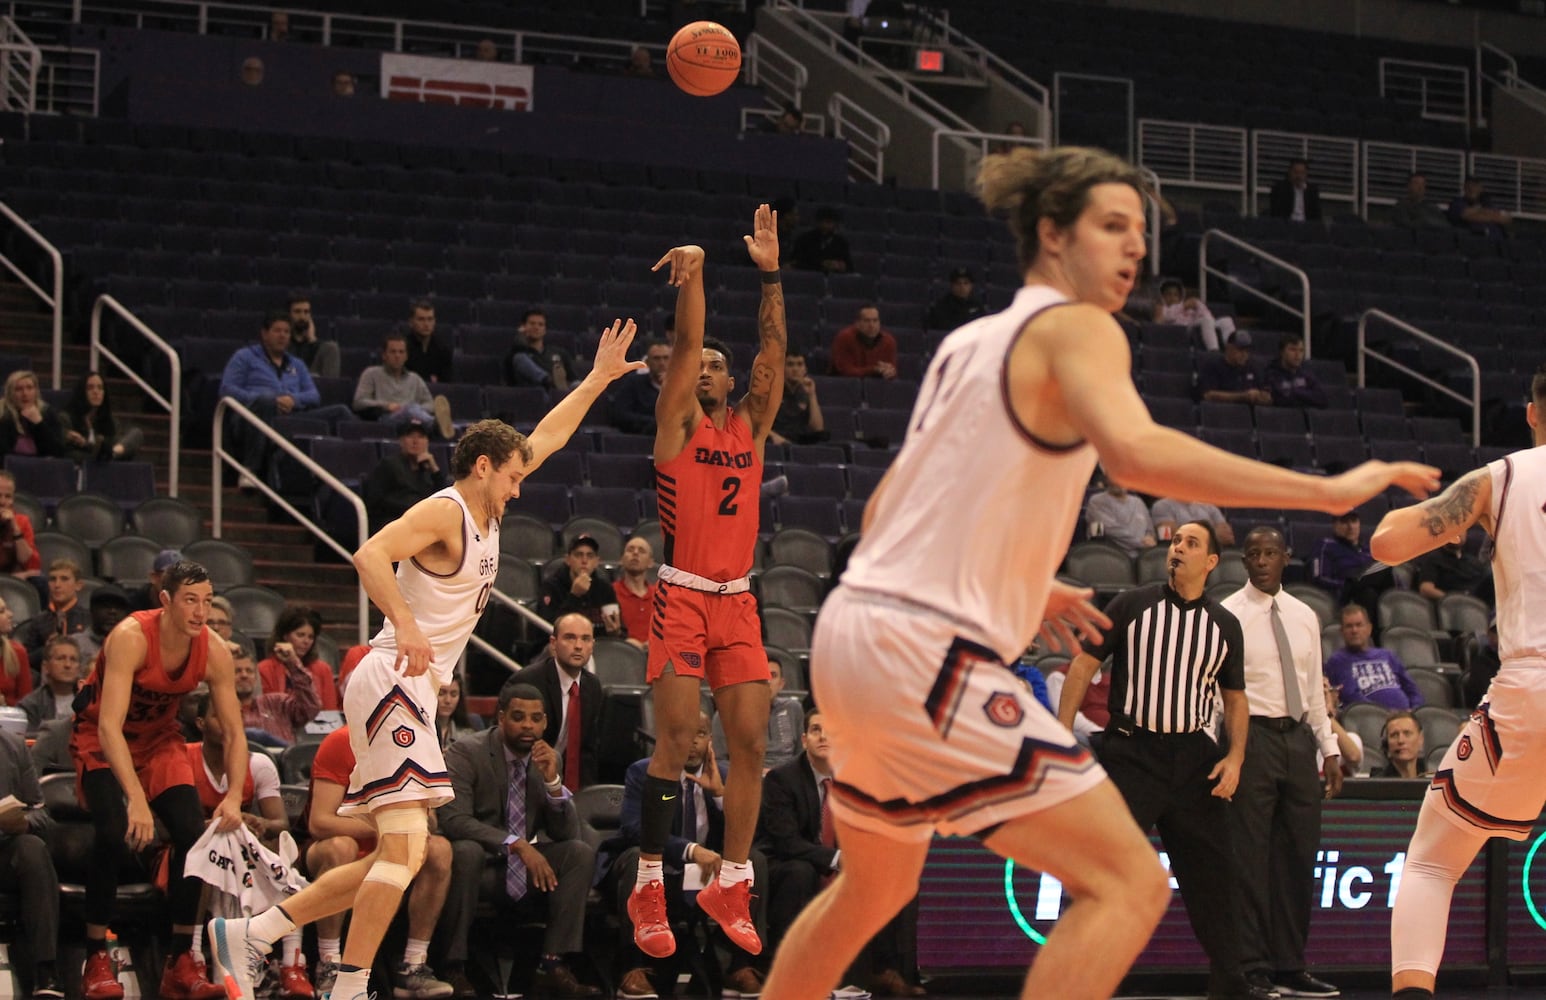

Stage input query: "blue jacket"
[
  {"left": 618, "top": 756, "right": 728, "bottom": 869},
  {"left": 219, "top": 344, "right": 322, "bottom": 409}
]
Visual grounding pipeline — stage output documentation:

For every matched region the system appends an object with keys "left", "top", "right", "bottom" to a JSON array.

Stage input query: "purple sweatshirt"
[{"left": 1323, "top": 646, "right": 1425, "bottom": 711}]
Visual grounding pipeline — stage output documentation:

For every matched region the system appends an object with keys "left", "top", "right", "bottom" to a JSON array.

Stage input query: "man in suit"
[
  {"left": 1269, "top": 159, "right": 1321, "bottom": 222},
  {"left": 439, "top": 683, "right": 599, "bottom": 999},
  {"left": 611, "top": 712, "right": 768, "bottom": 1000},
  {"left": 759, "top": 710, "right": 925, "bottom": 998},
  {"left": 507, "top": 613, "right": 604, "bottom": 791}
]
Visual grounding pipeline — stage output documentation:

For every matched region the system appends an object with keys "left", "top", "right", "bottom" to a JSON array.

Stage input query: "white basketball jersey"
[
  {"left": 841, "top": 285, "right": 1098, "bottom": 661},
  {"left": 1489, "top": 446, "right": 1546, "bottom": 664},
  {"left": 370, "top": 486, "right": 499, "bottom": 683}
]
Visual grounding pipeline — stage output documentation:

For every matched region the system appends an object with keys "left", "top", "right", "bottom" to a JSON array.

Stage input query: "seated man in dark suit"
[
  {"left": 506, "top": 613, "right": 604, "bottom": 791},
  {"left": 611, "top": 711, "right": 768, "bottom": 1000},
  {"left": 439, "top": 683, "right": 599, "bottom": 999},
  {"left": 759, "top": 709, "right": 925, "bottom": 998},
  {"left": 0, "top": 726, "right": 64, "bottom": 998}
]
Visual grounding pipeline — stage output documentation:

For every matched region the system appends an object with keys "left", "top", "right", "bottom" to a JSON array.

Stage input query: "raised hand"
[
  {"left": 1037, "top": 580, "right": 1111, "bottom": 655},
  {"left": 651, "top": 245, "right": 705, "bottom": 287},
  {"left": 1326, "top": 461, "right": 1440, "bottom": 512},
  {"left": 588, "top": 318, "right": 649, "bottom": 384},
  {"left": 743, "top": 203, "right": 780, "bottom": 271}
]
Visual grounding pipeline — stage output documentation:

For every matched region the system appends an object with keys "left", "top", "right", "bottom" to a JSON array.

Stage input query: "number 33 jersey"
[
  {"left": 656, "top": 410, "right": 762, "bottom": 583},
  {"left": 371, "top": 485, "right": 499, "bottom": 684}
]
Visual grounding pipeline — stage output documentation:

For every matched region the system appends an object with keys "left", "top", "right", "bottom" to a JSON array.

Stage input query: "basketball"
[{"left": 665, "top": 21, "right": 741, "bottom": 97}]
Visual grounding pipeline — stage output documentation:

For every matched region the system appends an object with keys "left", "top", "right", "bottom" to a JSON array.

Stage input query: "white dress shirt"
[{"left": 1222, "top": 583, "right": 1339, "bottom": 759}]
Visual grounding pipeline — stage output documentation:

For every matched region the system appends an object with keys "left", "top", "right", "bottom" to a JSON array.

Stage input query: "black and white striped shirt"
[{"left": 1081, "top": 583, "right": 1245, "bottom": 734}]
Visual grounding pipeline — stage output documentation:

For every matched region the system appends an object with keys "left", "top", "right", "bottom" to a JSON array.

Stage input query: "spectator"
[
  {"left": 1262, "top": 333, "right": 1326, "bottom": 409},
  {"left": 623, "top": 45, "right": 654, "bottom": 78},
  {"left": 925, "top": 267, "right": 985, "bottom": 332},
  {"left": 61, "top": 372, "right": 143, "bottom": 464},
  {"left": 1309, "top": 511, "right": 1373, "bottom": 602},
  {"left": 770, "top": 349, "right": 827, "bottom": 446},
  {"left": 758, "top": 709, "right": 923, "bottom": 995},
  {"left": 1321, "top": 675, "right": 1363, "bottom": 778},
  {"left": 287, "top": 295, "right": 339, "bottom": 379},
  {"left": 17, "top": 635, "right": 78, "bottom": 733},
  {"left": 989, "top": 119, "right": 1029, "bottom": 155},
  {"left": 790, "top": 207, "right": 852, "bottom": 274},
  {"left": 505, "top": 309, "right": 579, "bottom": 392},
  {"left": 72, "top": 584, "right": 132, "bottom": 664},
  {"left": 241, "top": 56, "right": 264, "bottom": 86},
  {"left": 331, "top": 71, "right": 355, "bottom": 97},
  {"left": 302, "top": 725, "right": 457, "bottom": 1000},
  {"left": 613, "top": 536, "right": 657, "bottom": 649},
  {"left": 1196, "top": 330, "right": 1271, "bottom": 406},
  {"left": 538, "top": 535, "right": 621, "bottom": 634},
  {"left": 256, "top": 606, "right": 339, "bottom": 711},
  {"left": 507, "top": 613, "right": 604, "bottom": 792},
  {"left": 0, "top": 369, "right": 65, "bottom": 460},
  {"left": 1151, "top": 278, "right": 1223, "bottom": 352},
  {"left": 0, "top": 594, "right": 31, "bottom": 707},
  {"left": 219, "top": 312, "right": 354, "bottom": 476},
  {"left": 235, "top": 642, "right": 319, "bottom": 748},
  {"left": 16, "top": 559, "right": 89, "bottom": 666},
  {"left": 1084, "top": 476, "right": 1156, "bottom": 556},
  {"left": 353, "top": 332, "right": 454, "bottom": 438},
  {"left": 1150, "top": 497, "right": 1235, "bottom": 547},
  {"left": 0, "top": 725, "right": 63, "bottom": 999},
  {"left": 128, "top": 548, "right": 182, "bottom": 613},
  {"left": 1448, "top": 175, "right": 1512, "bottom": 239},
  {"left": 436, "top": 677, "right": 483, "bottom": 750},
  {"left": 830, "top": 304, "right": 898, "bottom": 379},
  {"left": 363, "top": 420, "right": 450, "bottom": 533},
  {"left": 206, "top": 594, "right": 254, "bottom": 660},
  {"left": 614, "top": 711, "right": 767, "bottom": 1000},
  {"left": 0, "top": 469, "right": 41, "bottom": 589},
  {"left": 765, "top": 104, "right": 803, "bottom": 135},
  {"left": 268, "top": 10, "right": 289, "bottom": 41},
  {"left": 1322, "top": 604, "right": 1425, "bottom": 711},
  {"left": 405, "top": 299, "right": 453, "bottom": 384},
  {"left": 1269, "top": 158, "right": 1321, "bottom": 222},
  {"left": 1461, "top": 616, "right": 1499, "bottom": 709},
  {"left": 1043, "top": 658, "right": 1109, "bottom": 748},
  {"left": 474, "top": 38, "right": 498, "bottom": 62},
  {"left": 1369, "top": 710, "right": 1428, "bottom": 778},
  {"left": 712, "top": 657, "right": 803, "bottom": 770},
  {"left": 608, "top": 338, "right": 670, "bottom": 435},
  {"left": 1391, "top": 172, "right": 1449, "bottom": 230},
  {"left": 440, "top": 684, "right": 600, "bottom": 999},
  {"left": 1414, "top": 539, "right": 1491, "bottom": 603}
]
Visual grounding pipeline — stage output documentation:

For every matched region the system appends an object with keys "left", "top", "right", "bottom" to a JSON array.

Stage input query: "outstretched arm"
[
  {"left": 654, "top": 245, "right": 708, "bottom": 462},
  {"left": 1371, "top": 468, "right": 1493, "bottom": 566},
  {"left": 524, "top": 319, "right": 646, "bottom": 473},
  {"left": 735, "top": 203, "right": 787, "bottom": 449}
]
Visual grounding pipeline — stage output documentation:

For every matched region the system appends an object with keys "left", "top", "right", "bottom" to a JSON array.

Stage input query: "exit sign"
[{"left": 916, "top": 49, "right": 943, "bottom": 72}]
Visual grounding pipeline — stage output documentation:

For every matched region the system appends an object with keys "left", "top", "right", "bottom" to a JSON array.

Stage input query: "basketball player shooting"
[{"left": 626, "top": 204, "right": 785, "bottom": 959}]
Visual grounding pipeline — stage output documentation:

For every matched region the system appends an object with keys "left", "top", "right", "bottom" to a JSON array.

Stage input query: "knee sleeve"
[
  {"left": 1391, "top": 803, "right": 1489, "bottom": 976},
  {"left": 364, "top": 809, "right": 429, "bottom": 889}
]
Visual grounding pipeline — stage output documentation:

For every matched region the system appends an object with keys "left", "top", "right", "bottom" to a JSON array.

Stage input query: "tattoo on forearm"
[
  {"left": 1419, "top": 470, "right": 1483, "bottom": 537},
  {"left": 759, "top": 284, "right": 787, "bottom": 352},
  {"left": 744, "top": 362, "right": 776, "bottom": 419}
]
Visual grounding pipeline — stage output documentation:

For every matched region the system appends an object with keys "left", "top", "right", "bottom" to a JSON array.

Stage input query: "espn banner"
[{"left": 380, "top": 53, "right": 534, "bottom": 111}]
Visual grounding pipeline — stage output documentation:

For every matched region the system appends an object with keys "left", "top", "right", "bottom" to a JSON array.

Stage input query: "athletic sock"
[
  {"left": 281, "top": 933, "right": 302, "bottom": 965},
  {"left": 318, "top": 938, "right": 342, "bottom": 964},
  {"left": 718, "top": 860, "right": 753, "bottom": 887},
  {"left": 635, "top": 858, "right": 664, "bottom": 890},
  {"left": 332, "top": 967, "right": 371, "bottom": 1000},
  {"left": 249, "top": 906, "right": 297, "bottom": 946},
  {"left": 403, "top": 938, "right": 430, "bottom": 967}
]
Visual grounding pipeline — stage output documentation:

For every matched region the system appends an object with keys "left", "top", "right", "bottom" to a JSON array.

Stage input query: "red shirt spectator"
[{"left": 830, "top": 305, "right": 898, "bottom": 379}]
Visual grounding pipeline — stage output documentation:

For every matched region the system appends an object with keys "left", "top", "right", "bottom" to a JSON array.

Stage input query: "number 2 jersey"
[
  {"left": 656, "top": 411, "right": 762, "bottom": 582},
  {"left": 840, "top": 285, "right": 1099, "bottom": 663},
  {"left": 370, "top": 485, "right": 499, "bottom": 686}
]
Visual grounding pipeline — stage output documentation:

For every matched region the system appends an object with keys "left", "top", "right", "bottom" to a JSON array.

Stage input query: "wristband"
[
  {"left": 759, "top": 269, "right": 782, "bottom": 284},
  {"left": 544, "top": 775, "right": 563, "bottom": 793}
]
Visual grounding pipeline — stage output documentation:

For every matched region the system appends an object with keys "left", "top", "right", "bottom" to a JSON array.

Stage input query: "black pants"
[
  {"left": 80, "top": 769, "right": 205, "bottom": 928},
  {"left": 0, "top": 832, "right": 59, "bottom": 962},
  {"left": 1227, "top": 718, "right": 1322, "bottom": 978},
  {"left": 1098, "top": 727, "right": 1247, "bottom": 994}
]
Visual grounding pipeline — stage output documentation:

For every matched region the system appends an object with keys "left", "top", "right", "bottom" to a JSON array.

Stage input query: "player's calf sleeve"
[
  {"left": 1391, "top": 806, "right": 1487, "bottom": 977},
  {"left": 639, "top": 775, "right": 681, "bottom": 856}
]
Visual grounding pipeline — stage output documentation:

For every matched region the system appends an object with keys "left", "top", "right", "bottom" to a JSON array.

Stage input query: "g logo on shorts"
[
  {"left": 984, "top": 692, "right": 1025, "bottom": 728},
  {"left": 393, "top": 725, "right": 416, "bottom": 748},
  {"left": 1457, "top": 734, "right": 1473, "bottom": 761}
]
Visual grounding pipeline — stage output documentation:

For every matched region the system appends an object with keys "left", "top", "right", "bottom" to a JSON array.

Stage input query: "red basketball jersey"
[
  {"left": 73, "top": 609, "right": 211, "bottom": 768},
  {"left": 656, "top": 412, "right": 762, "bottom": 581}
]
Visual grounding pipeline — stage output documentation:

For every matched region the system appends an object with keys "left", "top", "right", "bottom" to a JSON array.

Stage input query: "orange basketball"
[{"left": 666, "top": 21, "right": 742, "bottom": 97}]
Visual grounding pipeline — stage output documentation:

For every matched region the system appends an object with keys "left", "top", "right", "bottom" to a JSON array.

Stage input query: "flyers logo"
[
  {"left": 983, "top": 692, "right": 1024, "bottom": 728},
  {"left": 681, "top": 652, "right": 702, "bottom": 668},
  {"left": 1457, "top": 734, "right": 1473, "bottom": 761},
  {"left": 393, "top": 725, "right": 416, "bottom": 748}
]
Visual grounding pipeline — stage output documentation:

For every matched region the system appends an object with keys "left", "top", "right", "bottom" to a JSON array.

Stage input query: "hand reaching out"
[
  {"left": 652, "top": 245, "right": 705, "bottom": 287},
  {"left": 1037, "top": 581, "right": 1112, "bottom": 655},
  {"left": 743, "top": 203, "right": 780, "bottom": 271}
]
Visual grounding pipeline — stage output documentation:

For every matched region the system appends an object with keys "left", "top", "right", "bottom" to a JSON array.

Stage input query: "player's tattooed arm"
[
  {"left": 742, "top": 283, "right": 786, "bottom": 425},
  {"left": 1417, "top": 469, "right": 1486, "bottom": 538}
]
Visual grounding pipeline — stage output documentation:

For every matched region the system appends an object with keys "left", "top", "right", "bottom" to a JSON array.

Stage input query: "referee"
[{"left": 1058, "top": 520, "right": 1266, "bottom": 1000}]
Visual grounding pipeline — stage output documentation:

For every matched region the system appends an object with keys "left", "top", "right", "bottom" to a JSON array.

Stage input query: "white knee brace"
[{"left": 363, "top": 808, "right": 430, "bottom": 890}]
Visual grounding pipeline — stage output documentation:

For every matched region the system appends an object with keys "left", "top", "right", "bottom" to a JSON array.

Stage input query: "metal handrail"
[
  {"left": 828, "top": 91, "right": 890, "bottom": 183},
  {"left": 1357, "top": 310, "right": 1480, "bottom": 448},
  {"left": 1139, "top": 166, "right": 1162, "bottom": 277},
  {"left": 1197, "top": 229, "right": 1311, "bottom": 357},
  {"left": 744, "top": 31, "right": 808, "bottom": 110},
  {"left": 927, "top": 129, "right": 1042, "bottom": 190},
  {"left": 89, "top": 295, "right": 180, "bottom": 496},
  {"left": 1378, "top": 57, "right": 1470, "bottom": 124},
  {"left": 468, "top": 587, "right": 553, "bottom": 674},
  {"left": 0, "top": 16, "right": 40, "bottom": 113},
  {"left": 904, "top": 4, "right": 1049, "bottom": 140},
  {"left": 1476, "top": 41, "right": 1518, "bottom": 129},
  {"left": 0, "top": 202, "right": 63, "bottom": 390},
  {"left": 212, "top": 397, "right": 369, "bottom": 645}
]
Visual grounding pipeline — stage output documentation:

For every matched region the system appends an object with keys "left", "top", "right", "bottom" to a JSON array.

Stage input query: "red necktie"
[
  {"left": 819, "top": 777, "right": 835, "bottom": 848},
  {"left": 563, "top": 680, "right": 582, "bottom": 792}
]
